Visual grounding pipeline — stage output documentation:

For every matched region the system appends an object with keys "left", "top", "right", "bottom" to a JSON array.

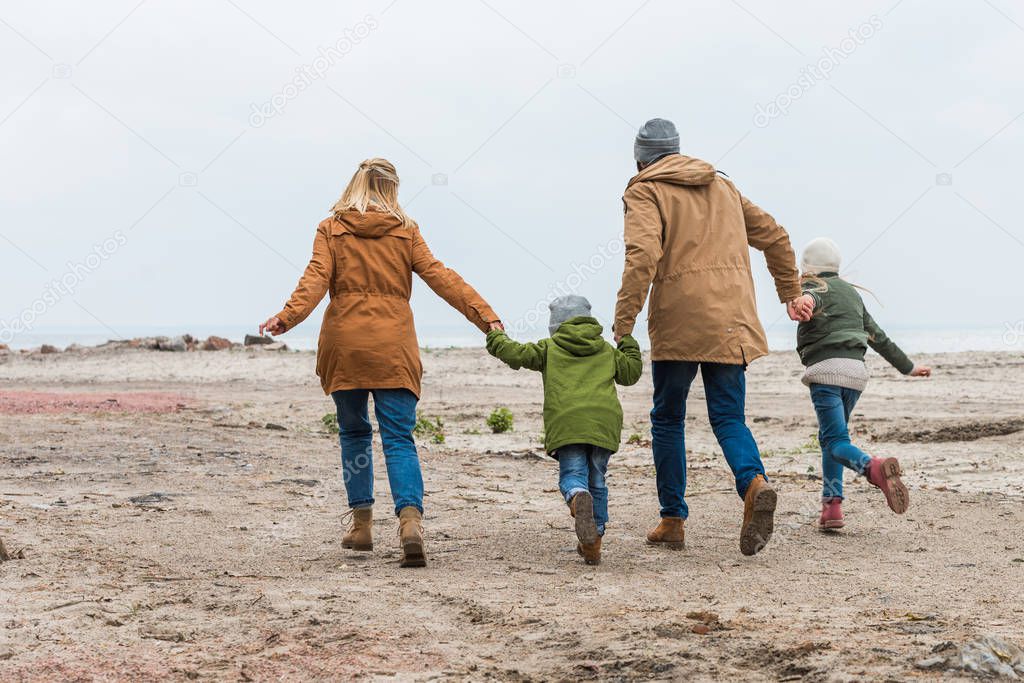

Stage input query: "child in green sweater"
[
  {"left": 797, "top": 238, "right": 931, "bottom": 530},
  {"left": 486, "top": 295, "right": 643, "bottom": 565}
]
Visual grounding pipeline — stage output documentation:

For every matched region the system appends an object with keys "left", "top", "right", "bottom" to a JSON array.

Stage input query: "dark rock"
[
  {"left": 156, "top": 336, "right": 187, "bottom": 352},
  {"left": 244, "top": 334, "right": 273, "bottom": 346},
  {"left": 40, "top": 344, "right": 60, "bottom": 354},
  {"left": 264, "top": 422, "right": 287, "bottom": 431}
]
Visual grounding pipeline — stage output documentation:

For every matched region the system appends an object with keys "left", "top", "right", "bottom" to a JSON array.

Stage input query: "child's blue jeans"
[
  {"left": 557, "top": 443, "right": 612, "bottom": 536},
  {"left": 809, "top": 383, "right": 872, "bottom": 499},
  {"left": 331, "top": 388, "right": 424, "bottom": 517}
]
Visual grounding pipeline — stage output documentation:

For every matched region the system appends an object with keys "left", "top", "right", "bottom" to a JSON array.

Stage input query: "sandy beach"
[{"left": 1, "top": 344, "right": 1023, "bottom": 681}]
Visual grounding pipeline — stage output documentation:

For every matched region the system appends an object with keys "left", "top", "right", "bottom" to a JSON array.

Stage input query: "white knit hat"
[{"left": 801, "top": 237, "right": 842, "bottom": 275}]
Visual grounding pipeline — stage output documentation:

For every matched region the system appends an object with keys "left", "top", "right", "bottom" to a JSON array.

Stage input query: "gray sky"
[{"left": 2, "top": 0, "right": 1022, "bottom": 346}]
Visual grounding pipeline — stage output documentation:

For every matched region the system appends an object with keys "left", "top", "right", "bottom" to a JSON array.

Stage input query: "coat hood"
[
  {"left": 334, "top": 208, "right": 406, "bottom": 238},
  {"left": 627, "top": 154, "right": 717, "bottom": 189},
  {"left": 551, "top": 316, "right": 606, "bottom": 357}
]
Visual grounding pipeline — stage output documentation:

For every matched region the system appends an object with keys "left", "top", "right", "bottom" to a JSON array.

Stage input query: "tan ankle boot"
[
  {"left": 646, "top": 517, "right": 685, "bottom": 550},
  {"left": 397, "top": 506, "right": 426, "bottom": 568},
  {"left": 577, "top": 536, "right": 602, "bottom": 566},
  {"left": 341, "top": 507, "right": 373, "bottom": 551},
  {"left": 740, "top": 475, "right": 777, "bottom": 556}
]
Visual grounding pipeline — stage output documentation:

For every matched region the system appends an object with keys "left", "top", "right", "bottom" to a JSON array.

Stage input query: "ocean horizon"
[{"left": 5, "top": 323, "right": 1020, "bottom": 355}]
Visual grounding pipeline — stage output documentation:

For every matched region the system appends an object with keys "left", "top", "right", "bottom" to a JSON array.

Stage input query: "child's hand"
[
  {"left": 786, "top": 295, "right": 815, "bottom": 322},
  {"left": 909, "top": 365, "right": 932, "bottom": 377}
]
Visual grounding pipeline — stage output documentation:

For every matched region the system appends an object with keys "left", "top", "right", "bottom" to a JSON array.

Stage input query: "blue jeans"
[
  {"left": 557, "top": 443, "right": 612, "bottom": 536},
  {"left": 651, "top": 361, "right": 766, "bottom": 519},
  {"left": 809, "top": 384, "right": 872, "bottom": 499},
  {"left": 331, "top": 388, "right": 424, "bottom": 517}
]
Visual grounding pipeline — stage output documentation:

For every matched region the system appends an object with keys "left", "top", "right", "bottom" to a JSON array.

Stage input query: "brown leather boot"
[
  {"left": 397, "top": 506, "right": 426, "bottom": 568},
  {"left": 577, "top": 536, "right": 602, "bottom": 566},
  {"left": 341, "top": 507, "right": 373, "bottom": 551},
  {"left": 740, "top": 475, "right": 776, "bottom": 556},
  {"left": 646, "top": 517, "right": 685, "bottom": 550},
  {"left": 570, "top": 492, "right": 598, "bottom": 546}
]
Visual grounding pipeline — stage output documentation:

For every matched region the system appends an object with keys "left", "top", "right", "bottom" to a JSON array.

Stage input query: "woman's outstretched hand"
[{"left": 260, "top": 316, "right": 285, "bottom": 336}]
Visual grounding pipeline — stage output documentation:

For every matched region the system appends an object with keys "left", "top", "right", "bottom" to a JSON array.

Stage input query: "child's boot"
[
  {"left": 646, "top": 518, "right": 685, "bottom": 550},
  {"left": 341, "top": 507, "right": 373, "bottom": 551},
  {"left": 570, "top": 491, "right": 599, "bottom": 546},
  {"left": 819, "top": 497, "right": 844, "bottom": 530},
  {"left": 577, "top": 536, "right": 602, "bottom": 566},
  {"left": 397, "top": 506, "right": 426, "bottom": 568},
  {"left": 865, "top": 457, "right": 909, "bottom": 513},
  {"left": 740, "top": 474, "right": 776, "bottom": 556}
]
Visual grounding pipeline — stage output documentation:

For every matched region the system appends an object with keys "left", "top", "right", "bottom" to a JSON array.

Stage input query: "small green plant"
[
  {"left": 627, "top": 432, "right": 645, "bottom": 445},
  {"left": 486, "top": 407, "right": 514, "bottom": 434},
  {"left": 321, "top": 413, "right": 339, "bottom": 434},
  {"left": 414, "top": 413, "right": 445, "bottom": 444}
]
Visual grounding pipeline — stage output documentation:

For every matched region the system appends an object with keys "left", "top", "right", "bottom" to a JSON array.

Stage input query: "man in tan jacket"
[{"left": 613, "top": 118, "right": 813, "bottom": 556}]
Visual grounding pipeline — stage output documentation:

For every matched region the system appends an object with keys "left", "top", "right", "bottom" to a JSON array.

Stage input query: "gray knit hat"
[
  {"left": 634, "top": 118, "right": 680, "bottom": 166},
  {"left": 549, "top": 295, "right": 592, "bottom": 335},
  {"left": 801, "top": 237, "right": 842, "bottom": 275}
]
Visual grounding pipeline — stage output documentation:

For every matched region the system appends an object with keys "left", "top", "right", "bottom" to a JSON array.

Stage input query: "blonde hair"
[
  {"left": 801, "top": 271, "right": 882, "bottom": 307},
  {"left": 331, "top": 158, "right": 412, "bottom": 227}
]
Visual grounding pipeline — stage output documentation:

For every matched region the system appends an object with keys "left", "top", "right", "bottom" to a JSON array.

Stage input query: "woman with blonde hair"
[{"left": 261, "top": 158, "right": 502, "bottom": 567}]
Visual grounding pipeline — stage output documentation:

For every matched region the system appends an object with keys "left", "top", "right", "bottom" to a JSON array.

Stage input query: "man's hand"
[
  {"left": 259, "top": 316, "right": 285, "bottom": 336},
  {"left": 613, "top": 330, "right": 623, "bottom": 343},
  {"left": 488, "top": 321, "right": 505, "bottom": 332},
  {"left": 909, "top": 364, "right": 932, "bottom": 377},
  {"left": 786, "top": 294, "right": 815, "bottom": 322}
]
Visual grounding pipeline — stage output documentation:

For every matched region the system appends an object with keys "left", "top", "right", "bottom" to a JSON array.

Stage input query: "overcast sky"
[{"left": 2, "top": 0, "right": 1022, "bottom": 347}]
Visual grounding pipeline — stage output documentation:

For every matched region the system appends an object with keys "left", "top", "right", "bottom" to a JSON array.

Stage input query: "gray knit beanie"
[
  {"left": 634, "top": 118, "right": 680, "bottom": 166},
  {"left": 801, "top": 237, "right": 842, "bottom": 275},
  {"left": 549, "top": 295, "right": 592, "bottom": 335}
]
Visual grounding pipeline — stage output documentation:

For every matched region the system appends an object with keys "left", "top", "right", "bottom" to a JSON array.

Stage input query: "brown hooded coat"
[
  {"left": 613, "top": 155, "right": 802, "bottom": 364},
  {"left": 275, "top": 209, "right": 498, "bottom": 397}
]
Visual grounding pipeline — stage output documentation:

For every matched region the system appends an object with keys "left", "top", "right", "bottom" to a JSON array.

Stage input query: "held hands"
[
  {"left": 909, "top": 365, "right": 932, "bottom": 377},
  {"left": 488, "top": 321, "right": 505, "bottom": 332},
  {"left": 259, "top": 316, "right": 285, "bottom": 336},
  {"left": 786, "top": 294, "right": 815, "bottom": 322}
]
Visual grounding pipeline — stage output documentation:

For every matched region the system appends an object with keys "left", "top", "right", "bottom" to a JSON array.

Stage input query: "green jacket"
[
  {"left": 486, "top": 317, "right": 643, "bottom": 455},
  {"left": 797, "top": 274, "right": 913, "bottom": 374}
]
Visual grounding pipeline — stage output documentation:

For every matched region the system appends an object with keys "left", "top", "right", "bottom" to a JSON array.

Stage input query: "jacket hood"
[
  {"left": 551, "top": 316, "right": 606, "bottom": 357},
  {"left": 334, "top": 208, "right": 406, "bottom": 238},
  {"left": 627, "top": 154, "right": 717, "bottom": 189}
]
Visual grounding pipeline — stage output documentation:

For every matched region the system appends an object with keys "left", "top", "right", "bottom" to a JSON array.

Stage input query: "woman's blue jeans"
[
  {"left": 809, "top": 383, "right": 872, "bottom": 499},
  {"left": 557, "top": 443, "right": 612, "bottom": 536},
  {"left": 331, "top": 388, "right": 424, "bottom": 516}
]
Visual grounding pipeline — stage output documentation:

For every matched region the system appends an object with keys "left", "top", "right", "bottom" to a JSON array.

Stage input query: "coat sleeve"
[
  {"left": 863, "top": 310, "right": 914, "bottom": 374},
  {"left": 613, "top": 334, "right": 643, "bottom": 386},
  {"left": 740, "top": 193, "right": 802, "bottom": 303},
  {"left": 614, "top": 184, "right": 663, "bottom": 337},
  {"left": 275, "top": 223, "right": 332, "bottom": 331},
  {"left": 412, "top": 226, "right": 499, "bottom": 333},
  {"left": 486, "top": 330, "right": 546, "bottom": 372}
]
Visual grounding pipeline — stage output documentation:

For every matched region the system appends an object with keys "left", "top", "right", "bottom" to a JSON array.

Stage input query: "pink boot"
[
  {"left": 865, "top": 457, "right": 909, "bottom": 514},
  {"left": 819, "top": 497, "right": 845, "bottom": 530}
]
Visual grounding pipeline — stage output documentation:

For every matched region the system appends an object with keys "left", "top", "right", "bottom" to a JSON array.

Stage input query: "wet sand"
[{"left": 1, "top": 346, "right": 1022, "bottom": 680}]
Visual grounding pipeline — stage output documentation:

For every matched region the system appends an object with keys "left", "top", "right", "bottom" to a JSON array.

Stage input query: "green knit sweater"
[
  {"left": 796, "top": 274, "right": 914, "bottom": 374},
  {"left": 486, "top": 317, "right": 643, "bottom": 455}
]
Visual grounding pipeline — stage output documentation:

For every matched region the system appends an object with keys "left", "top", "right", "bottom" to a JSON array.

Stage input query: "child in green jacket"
[
  {"left": 486, "top": 295, "right": 643, "bottom": 565},
  {"left": 797, "top": 238, "right": 931, "bottom": 530}
]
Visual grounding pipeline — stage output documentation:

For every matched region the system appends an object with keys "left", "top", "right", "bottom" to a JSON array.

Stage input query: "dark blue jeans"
[
  {"left": 556, "top": 443, "right": 612, "bottom": 536},
  {"left": 809, "top": 383, "right": 871, "bottom": 499},
  {"left": 331, "top": 388, "right": 424, "bottom": 517},
  {"left": 651, "top": 361, "right": 766, "bottom": 519}
]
